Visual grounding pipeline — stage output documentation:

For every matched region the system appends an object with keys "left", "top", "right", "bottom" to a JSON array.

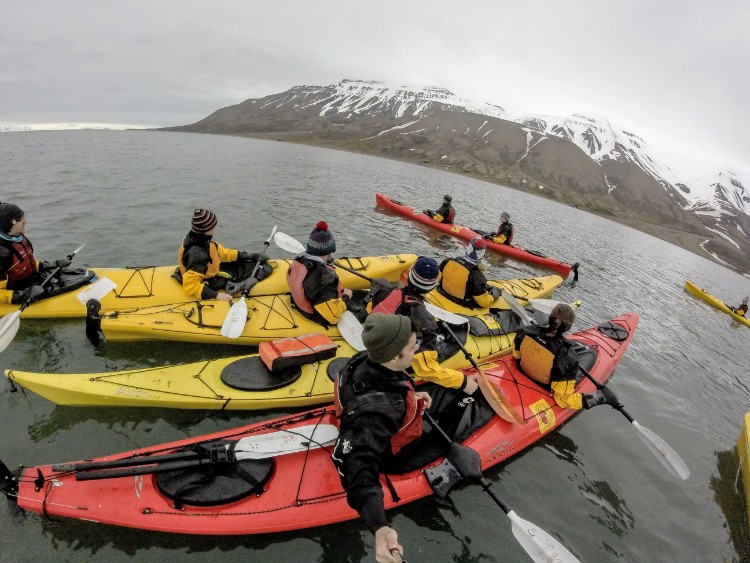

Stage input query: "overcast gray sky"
[{"left": 2, "top": 0, "right": 748, "bottom": 176}]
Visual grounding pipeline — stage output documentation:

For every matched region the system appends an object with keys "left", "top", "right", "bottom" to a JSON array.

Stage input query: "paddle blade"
[
  {"left": 0, "top": 311, "right": 22, "bottom": 353},
  {"left": 220, "top": 297, "right": 248, "bottom": 339},
  {"left": 338, "top": 311, "right": 365, "bottom": 351},
  {"left": 476, "top": 370, "right": 526, "bottom": 425},
  {"left": 501, "top": 290, "right": 535, "bottom": 326},
  {"left": 507, "top": 510, "right": 581, "bottom": 563},
  {"left": 632, "top": 420, "right": 690, "bottom": 480},
  {"left": 424, "top": 302, "right": 469, "bottom": 325},
  {"left": 274, "top": 232, "right": 306, "bottom": 254},
  {"left": 235, "top": 423, "right": 339, "bottom": 459}
]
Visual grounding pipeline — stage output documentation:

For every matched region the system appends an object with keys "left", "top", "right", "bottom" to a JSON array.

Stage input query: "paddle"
[
  {"left": 273, "top": 231, "right": 306, "bottom": 254},
  {"left": 53, "top": 423, "right": 339, "bottom": 480},
  {"left": 338, "top": 310, "right": 366, "bottom": 351},
  {"left": 422, "top": 411, "right": 581, "bottom": 563},
  {"left": 220, "top": 225, "right": 277, "bottom": 339},
  {"left": 501, "top": 290, "right": 691, "bottom": 480},
  {"left": 436, "top": 319, "right": 525, "bottom": 425},
  {"left": 0, "top": 239, "right": 88, "bottom": 353}
]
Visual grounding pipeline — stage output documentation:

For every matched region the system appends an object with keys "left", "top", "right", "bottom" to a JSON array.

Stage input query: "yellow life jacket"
[
  {"left": 440, "top": 259, "right": 470, "bottom": 301},
  {"left": 518, "top": 336, "right": 555, "bottom": 385}
]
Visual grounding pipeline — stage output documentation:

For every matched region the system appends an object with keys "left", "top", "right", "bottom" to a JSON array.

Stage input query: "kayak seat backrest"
[
  {"left": 570, "top": 341, "right": 597, "bottom": 380},
  {"left": 326, "top": 357, "right": 352, "bottom": 382},
  {"left": 221, "top": 356, "right": 303, "bottom": 391},
  {"left": 155, "top": 443, "right": 274, "bottom": 508}
]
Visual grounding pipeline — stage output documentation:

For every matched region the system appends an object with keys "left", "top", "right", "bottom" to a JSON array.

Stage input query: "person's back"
[
  {"left": 287, "top": 221, "right": 352, "bottom": 324},
  {"left": 513, "top": 304, "right": 619, "bottom": 410},
  {"left": 438, "top": 238, "right": 498, "bottom": 308}
]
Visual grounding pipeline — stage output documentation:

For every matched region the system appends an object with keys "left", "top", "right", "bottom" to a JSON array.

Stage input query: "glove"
[
  {"left": 39, "top": 258, "right": 72, "bottom": 272},
  {"left": 487, "top": 285, "right": 502, "bottom": 300},
  {"left": 238, "top": 251, "right": 269, "bottom": 263},
  {"left": 11, "top": 285, "right": 45, "bottom": 305},
  {"left": 583, "top": 387, "right": 622, "bottom": 409},
  {"left": 226, "top": 277, "right": 258, "bottom": 295}
]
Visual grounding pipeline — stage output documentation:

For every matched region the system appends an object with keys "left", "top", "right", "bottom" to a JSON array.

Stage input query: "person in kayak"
[
  {"left": 0, "top": 201, "right": 72, "bottom": 305},
  {"left": 332, "top": 313, "right": 423, "bottom": 562},
  {"left": 513, "top": 303, "right": 620, "bottom": 410},
  {"left": 178, "top": 208, "right": 268, "bottom": 303},
  {"left": 287, "top": 220, "right": 353, "bottom": 325},
  {"left": 438, "top": 238, "right": 500, "bottom": 309},
  {"left": 424, "top": 194, "right": 455, "bottom": 224},
  {"left": 370, "top": 256, "right": 479, "bottom": 394},
  {"left": 489, "top": 211, "right": 514, "bottom": 245},
  {"left": 732, "top": 297, "right": 748, "bottom": 316}
]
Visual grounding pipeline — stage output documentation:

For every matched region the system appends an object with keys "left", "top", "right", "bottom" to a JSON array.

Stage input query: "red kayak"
[
  {"left": 1, "top": 314, "right": 637, "bottom": 535},
  {"left": 375, "top": 192, "right": 579, "bottom": 278}
]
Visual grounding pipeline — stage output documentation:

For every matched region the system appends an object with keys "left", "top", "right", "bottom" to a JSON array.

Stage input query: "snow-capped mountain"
[{"left": 172, "top": 79, "right": 750, "bottom": 270}]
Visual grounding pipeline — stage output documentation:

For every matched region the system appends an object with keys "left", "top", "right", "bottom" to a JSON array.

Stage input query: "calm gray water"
[{"left": 1, "top": 130, "right": 749, "bottom": 562}]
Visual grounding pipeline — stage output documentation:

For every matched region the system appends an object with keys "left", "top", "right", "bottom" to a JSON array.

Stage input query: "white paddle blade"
[
  {"left": 0, "top": 311, "right": 22, "bottom": 353},
  {"left": 508, "top": 510, "right": 581, "bottom": 563},
  {"left": 424, "top": 302, "right": 469, "bottom": 326},
  {"left": 501, "top": 290, "right": 535, "bottom": 326},
  {"left": 274, "top": 231, "right": 306, "bottom": 254},
  {"left": 529, "top": 299, "right": 582, "bottom": 316},
  {"left": 338, "top": 311, "right": 365, "bottom": 351},
  {"left": 234, "top": 424, "right": 339, "bottom": 459},
  {"left": 632, "top": 421, "right": 690, "bottom": 480},
  {"left": 220, "top": 297, "right": 248, "bottom": 339}
]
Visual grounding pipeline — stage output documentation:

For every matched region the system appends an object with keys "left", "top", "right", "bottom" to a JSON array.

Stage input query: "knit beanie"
[
  {"left": 0, "top": 202, "right": 24, "bottom": 233},
  {"left": 464, "top": 237, "right": 487, "bottom": 265},
  {"left": 307, "top": 220, "right": 336, "bottom": 256},
  {"left": 443, "top": 194, "right": 452, "bottom": 203},
  {"left": 362, "top": 313, "right": 413, "bottom": 364},
  {"left": 500, "top": 211, "right": 510, "bottom": 222},
  {"left": 191, "top": 209, "right": 218, "bottom": 234},
  {"left": 408, "top": 256, "right": 440, "bottom": 293}
]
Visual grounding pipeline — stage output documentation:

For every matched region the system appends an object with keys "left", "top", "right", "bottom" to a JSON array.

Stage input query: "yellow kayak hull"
[
  {"left": 738, "top": 412, "right": 750, "bottom": 528},
  {"left": 0, "top": 255, "right": 416, "bottom": 319},
  {"left": 5, "top": 329, "right": 519, "bottom": 410},
  {"left": 97, "top": 275, "right": 563, "bottom": 345},
  {"left": 684, "top": 280, "right": 750, "bottom": 328}
]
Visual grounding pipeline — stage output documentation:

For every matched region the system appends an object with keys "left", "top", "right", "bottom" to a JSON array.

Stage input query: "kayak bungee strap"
[{"left": 114, "top": 267, "right": 156, "bottom": 298}]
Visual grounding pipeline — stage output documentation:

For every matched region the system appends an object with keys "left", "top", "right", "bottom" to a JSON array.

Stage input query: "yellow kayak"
[
  {"left": 6, "top": 321, "right": 525, "bottom": 409},
  {"left": 684, "top": 280, "right": 750, "bottom": 328},
  {"left": 0, "top": 255, "right": 416, "bottom": 319},
  {"left": 94, "top": 275, "right": 563, "bottom": 345},
  {"left": 738, "top": 413, "right": 750, "bottom": 527}
]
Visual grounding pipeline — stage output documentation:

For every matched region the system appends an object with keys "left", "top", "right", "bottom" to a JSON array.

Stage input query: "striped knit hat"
[
  {"left": 408, "top": 256, "right": 440, "bottom": 293},
  {"left": 464, "top": 237, "right": 486, "bottom": 265},
  {"left": 307, "top": 221, "right": 336, "bottom": 256},
  {"left": 191, "top": 209, "right": 218, "bottom": 234}
]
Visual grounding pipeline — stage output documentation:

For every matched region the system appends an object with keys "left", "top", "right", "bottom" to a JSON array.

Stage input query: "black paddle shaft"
[{"left": 578, "top": 366, "right": 634, "bottom": 423}]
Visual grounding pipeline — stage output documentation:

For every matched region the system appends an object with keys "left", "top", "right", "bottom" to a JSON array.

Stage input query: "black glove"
[
  {"left": 238, "top": 251, "right": 269, "bottom": 263},
  {"left": 226, "top": 277, "right": 258, "bottom": 295},
  {"left": 583, "top": 387, "right": 622, "bottom": 410},
  {"left": 11, "top": 285, "right": 45, "bottom": 305}
]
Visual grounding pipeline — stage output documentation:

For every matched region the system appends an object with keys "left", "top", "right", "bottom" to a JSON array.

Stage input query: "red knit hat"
[{"left": 191, "top": 209, "right": 218, "bottom": 234}]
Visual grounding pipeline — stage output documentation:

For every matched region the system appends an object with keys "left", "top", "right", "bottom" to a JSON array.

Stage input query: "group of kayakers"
[{"left": 0, "top": 198, "right": 714, "bottom": 561}]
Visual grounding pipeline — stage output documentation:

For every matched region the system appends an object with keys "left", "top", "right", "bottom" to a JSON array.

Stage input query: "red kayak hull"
[
  {"left": 13, "top": 313, "right": 638, "bottom": 535},
  {"left": 375, "top": 192, "right": 576, "bottom": 277}
]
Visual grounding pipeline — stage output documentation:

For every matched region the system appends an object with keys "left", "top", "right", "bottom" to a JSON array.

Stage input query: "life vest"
[
  {"left": 518, "top": 335, "right": 555, "bottom": 385},
  {"left": 178, "top": 239, "right": 222, "bottom": 279},
  {"left": 0, "top": 236, "right": 38, "bottom": 289},
  {"left": 287, "top": 260, "right": 315, "bottom": 314},
  {"left": 445, "top": 207, "right": 456, "bottom": 223},
  {"left": 440, "top": 259, "right": 471, "bottom": 301},
  {"left": 334, "top": 354, "right": 423, "bottom": 455},
  {"left": 371, "top": 288, "right": 421, "bottom": 314},
  {"left": 496, "top": 222, "right": 514, "bottom": 244}
]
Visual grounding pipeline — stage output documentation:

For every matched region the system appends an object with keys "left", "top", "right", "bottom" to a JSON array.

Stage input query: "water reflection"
[{"left": 710, "top": 448, "right": 750, "bottom": 562}]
